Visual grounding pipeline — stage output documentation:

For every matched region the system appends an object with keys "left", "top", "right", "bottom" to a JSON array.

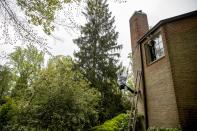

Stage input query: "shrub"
[
  {"left": 0, "top": 97, "right": 16, "bottom": 130},
  {"left": 91, "top": 113, "right": 129, "bottom": 131},
  {"left": 92, "top": 113, "right": 147, "bottom": 131}
]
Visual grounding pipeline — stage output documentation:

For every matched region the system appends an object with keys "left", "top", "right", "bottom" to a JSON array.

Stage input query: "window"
[{"left": 145, "top": 34, "right": 164, "bottom": 64}]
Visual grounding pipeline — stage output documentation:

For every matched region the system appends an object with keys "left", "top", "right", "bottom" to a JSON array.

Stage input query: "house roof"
[{"left": 138, "top": 10, "right": 197, "bottom": 43}]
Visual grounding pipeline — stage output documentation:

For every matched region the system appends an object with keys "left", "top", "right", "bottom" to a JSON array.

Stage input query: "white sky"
[
  {"left": 1, "top": 0, "right": 197, "bottom": 66},
  {"left": 46, "top": 0, "right": 197, "bottom": 66}
]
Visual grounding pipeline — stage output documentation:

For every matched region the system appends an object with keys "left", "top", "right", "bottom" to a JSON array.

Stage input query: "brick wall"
[
  {"left": 141, "top": 28, "right": 180, "bottom": 128},
  {"left": 130, "top": 11, "right": 197, "bottom": 130},
  {"left": 130, "top": 11, "right": 149, "bottom": 52},
  {"left": 164, "top": 16, "right": 197, "bottom": 130}
]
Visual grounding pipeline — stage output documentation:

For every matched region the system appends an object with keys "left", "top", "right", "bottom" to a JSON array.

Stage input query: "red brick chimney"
[
  {"left": 129, "top": 11, "right": 149, "bottom": 129},
  {"left": 129, "top": 10, "right": 149, "bottom": 52}
]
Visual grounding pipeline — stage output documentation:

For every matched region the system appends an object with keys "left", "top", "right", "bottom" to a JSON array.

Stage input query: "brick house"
[{"left": 129, "top": 10, "right": 197, "bottom": 130}]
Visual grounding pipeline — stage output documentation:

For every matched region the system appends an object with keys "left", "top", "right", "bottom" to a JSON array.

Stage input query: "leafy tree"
[
  {"left": 73, "top": 0, "right": 124, "bottom": 122},
  {"left": 0, "top": 97, "right": 17, "bottom": 131},
  {"left": 17, "top": 56, "right": 100, "bottom": 130},
  {"left": 16, "top": 0, "right": 80, "bottom": 35},
  {"left": 15, "top": 0, "right": 127, "bottom": 34},
  {"left": 9, "top": 45, "right": 44, "bottom": 100},
  {"left": 0, "top": 66, "right": 12, "bottom": 99}
]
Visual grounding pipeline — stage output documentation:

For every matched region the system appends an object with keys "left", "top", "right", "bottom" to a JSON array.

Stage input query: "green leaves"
[
  {"left": 74, "top": 0, "right": 122, "bottom": 88},
  {"left": 0, "top": 66, "right": 12, "bottom": 98},
  {"left": 9, "top": 45, "right": 44, "bottom": 100},
  {"left": 9, "top": 45, "right": 44, "bottom": 76},
  {"left": 92, "top": 113, "right": 129, "bottom": 131},
  {"left": 27, "top": 56, "right": 100, "bottom": 130},
  {"left": 2, "top": 50, "right": 100, "bottom": 130},
  {"left": 73, "top": 0, "right": 125, "bottom": 123},
  {"left": 0, "top": 97, "right": 17, "bottom": 130},
  {"left": 0, "top": 0, "right": 130, "bottom": 129},
  {"left": 15, "top": 0, "right": 126, "bottom": 35},
  {"left": 16, "top": 0, "right": 70, "bottom": 35}
]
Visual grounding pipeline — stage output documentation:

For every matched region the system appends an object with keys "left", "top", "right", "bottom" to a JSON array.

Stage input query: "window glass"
[{"left": 145, "top": 34, "right": 165, "bottom": 64}]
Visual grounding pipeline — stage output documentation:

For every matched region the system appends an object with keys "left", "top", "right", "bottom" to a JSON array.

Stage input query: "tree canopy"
[
  {"left": 0, "top": 46, "right": 102, "bottom": 130},
  {"left": 0, "top": 0, "right": 131, "bottom": 130},
  {"left": 15, "top": 0, "right": 127, "bottom": 34},
  {"left": 16, "top": 0, "right": 80, "bottom": 34},
  {"left": 18, "top": 56, "right": 100, "bottom": 130},
  {"left": 73, "top": 0, "right": 126, "bottom": 123}
]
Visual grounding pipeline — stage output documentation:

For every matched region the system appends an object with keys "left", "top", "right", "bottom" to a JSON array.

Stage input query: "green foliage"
[
  {"left": 0, "top": 97, "right": 16, "bottom": 130},
  {"left": 92, "top": 113, "right": 146, "bottom": 131},
  {"left": 92, "top": 113, "right": 129, "bottom": 131},
  {"left": 73, "top": 0, "right": 124, "bottom": 122},
  {"left": 9, "top": 45, "right": 44, "bottom": 98},
  {"left": 16, "top": 56, "right": 100, "bottom": 130},
  {"left": 16, "top": 0, "right": 80, "bottom": 35},
  {"left": 0, "top": 65, "right": 12, "bottom": 98},
  {"left": 148, "top": 127, "right": 181, "bottom": 131},
  {"left": 9, "top": 45, "right": 44, "bottom": 77},
  {"left": 1, "top": 1, "right": 130, "bottom": 129},
  {"left": 2, "top": 45, "right": 102, "bottom": 130},
  {"left": 15, "top": 0, "right": 127, "bottom": 35}
]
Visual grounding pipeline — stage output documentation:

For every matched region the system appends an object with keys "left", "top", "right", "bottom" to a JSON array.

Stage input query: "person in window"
[{"left": 148, "top": 40, "right": 156, "bottom": 61}]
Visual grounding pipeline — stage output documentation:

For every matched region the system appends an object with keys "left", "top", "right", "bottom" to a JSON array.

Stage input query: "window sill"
[{"left": 146, "top": 55, "right": 165, "bottom": 66}]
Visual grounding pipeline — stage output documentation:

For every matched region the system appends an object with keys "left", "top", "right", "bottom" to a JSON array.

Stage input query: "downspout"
[{"left": 139, "top": 42, "right": 149, "bottom": 129}]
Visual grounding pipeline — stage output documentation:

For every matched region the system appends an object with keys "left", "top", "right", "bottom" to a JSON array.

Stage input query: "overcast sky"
[
  {"left": 1, "top": 0, "right": 197, "bottom": 66},
  {"left": 46, "top": 0, "right": 197, "bottom": 66}
]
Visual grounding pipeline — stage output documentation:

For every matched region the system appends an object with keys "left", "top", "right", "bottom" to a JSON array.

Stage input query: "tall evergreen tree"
[{"left": 73, "top": 0, "right": 123, "bottom": 122}]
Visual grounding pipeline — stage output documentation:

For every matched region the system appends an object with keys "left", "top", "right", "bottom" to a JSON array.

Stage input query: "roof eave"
[{"left": 137, "top": 10, "right": 197, "bottom": 44}]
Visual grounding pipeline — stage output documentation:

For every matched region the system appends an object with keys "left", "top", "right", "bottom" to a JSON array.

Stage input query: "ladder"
[{"left": 128, "top": 70, "right": 142, "bottom": 131}]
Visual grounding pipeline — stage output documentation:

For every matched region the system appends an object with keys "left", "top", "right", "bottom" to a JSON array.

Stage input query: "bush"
[
  {"left": 148, "top": 127, "right": 181, "bottom": 131},
  {"left": 92, "top": 113, "right": 147, "bottom": 131},
  {"left": 91, "top": 113, "right": 129, "bottom": 131},
  {"left": 0, "top": 97, "right": 16, "bottom": 130}
]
